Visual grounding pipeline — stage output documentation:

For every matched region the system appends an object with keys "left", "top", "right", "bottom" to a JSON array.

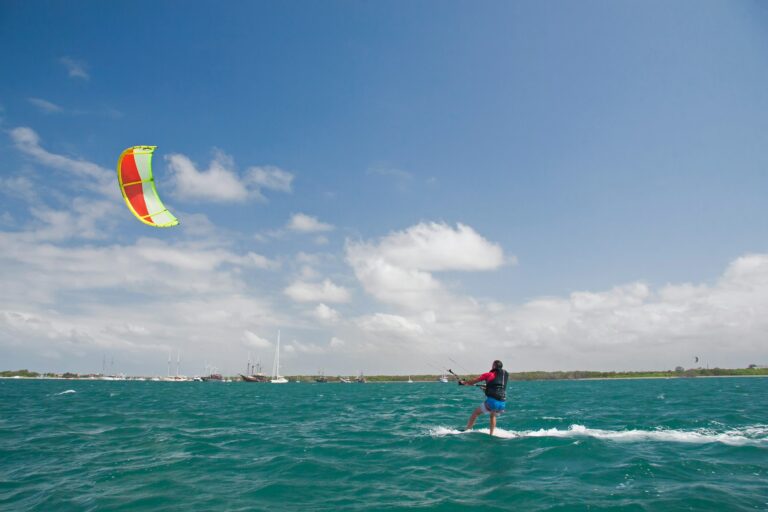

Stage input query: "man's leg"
[
  {"left": 465, "top": 406, "right": 484, "bottom": 430},
  {"left": 489, "top": 412, "right": 497, "bottom": 436}
]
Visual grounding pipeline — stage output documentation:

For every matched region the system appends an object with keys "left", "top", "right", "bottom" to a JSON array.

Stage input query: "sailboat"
[
  {"left": 270, "top": 331, "right": 288, "bottom": 384},
  {"left": 438, "top": 372, "right": 449, "bottom": 383},
  {"left": 240, "top": 353, "right": 268, "bottom": 382}
]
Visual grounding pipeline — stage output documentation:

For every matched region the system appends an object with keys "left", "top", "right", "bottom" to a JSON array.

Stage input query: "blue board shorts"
[{"left": 481, "top": 397, "right": 506, "bottom": 414}]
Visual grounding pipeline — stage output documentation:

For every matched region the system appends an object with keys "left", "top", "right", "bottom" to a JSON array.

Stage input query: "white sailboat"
[{"left": 270, "top": 330, "right": 288, "bottom": 384}]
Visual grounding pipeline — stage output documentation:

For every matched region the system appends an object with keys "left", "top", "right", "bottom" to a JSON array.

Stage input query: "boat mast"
[{"left": 272, "top": 330, "right": 281, "bottom": 379}]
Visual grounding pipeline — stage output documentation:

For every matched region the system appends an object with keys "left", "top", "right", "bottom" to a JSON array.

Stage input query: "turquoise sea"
[{"left": 1, "top": 377, "right": 766, "bottom": 511}]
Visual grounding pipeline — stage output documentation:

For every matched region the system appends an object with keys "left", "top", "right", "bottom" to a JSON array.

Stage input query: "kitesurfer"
[{"left": 460, "top": 360, "right": 509, "bottom": 436}]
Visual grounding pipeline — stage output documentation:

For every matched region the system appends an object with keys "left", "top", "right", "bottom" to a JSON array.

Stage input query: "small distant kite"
[
  {"left": 117, "top": 146, "right": 179, "bottom": 227},
  {"left": 694, "top": 356, "right": 699, "bottom": 363}
]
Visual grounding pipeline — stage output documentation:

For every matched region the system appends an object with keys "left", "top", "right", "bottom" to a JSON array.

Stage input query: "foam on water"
[
  {"left": 54, "top": 389, "right": 76, "bottom": 395},
  {"left": 428, "top": 424, "right": 768, "bottom": 446}
]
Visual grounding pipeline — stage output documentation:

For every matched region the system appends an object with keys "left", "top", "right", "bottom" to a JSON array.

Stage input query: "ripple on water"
[{"left": 0, "top": 378, "right": 766, "bottom": 511}]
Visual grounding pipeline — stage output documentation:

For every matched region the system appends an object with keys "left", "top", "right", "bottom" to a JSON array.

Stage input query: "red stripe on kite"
[
  {"left": 120, "top": 153, "right": 142, "bottom": 184},
  {"left": 124, "top": 183, "right": 152, "bottom": 221}
]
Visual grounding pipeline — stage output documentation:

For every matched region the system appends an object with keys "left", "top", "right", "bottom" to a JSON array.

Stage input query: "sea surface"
[{"left": 1, "top": 377, "right": 767, "bottom": 511}]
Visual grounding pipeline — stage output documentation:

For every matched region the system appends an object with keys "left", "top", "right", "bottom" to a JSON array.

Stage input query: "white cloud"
[
  {"left": 1, "top": 126, "right": 766, "bottom": 377},
  {"left": 133, "top": 240, "right": 276, "bottom": 272},
  {"left": 351, "top": 222, "right": 505, "bottom": 272},
  {"left": 2, "top": 200, "right": 767, "bottom": 372},
  {"left": 28, "top": 98, "right": 63, "bottom": 114},
  {"left": 244, "top": 252, "right": 280, "bottom": 270},
  {"left": 296, "top": 252, "right": 320, "bottom": 264},
  {"left": 59, "top": 56, "right": 89, "bottom": 80},
  {"left": 350, "top": 257, "right": 442, "bottom": 309},
  {"left": 284, "top": 340, "right": 326, "bottom": 354},
  {"left": 27, "top": 198, "right": 118, "bottom": 241},
  {"left": 0, "top": 233, "right": 278, "bottom": 304},
  {"left": 356, "top": 313, "right": 425, "bottom": 335},
  {"left": 493, "top": 254, "right": 768, "bottom": 366},
  {"left": 0, "top": 175, "right": 38, "bottom": 203},
  {"left": 243, "top": 330, "right": 272, "bottom": 348},
  {"left": 339, "top": 221, "right": 768, "bottom": 370},
  {"left": 312, "top": 303, "right": 340, "bottom": 324},
  {"left": 299, "top": 265, "right": 320, "bottom": 279},
  {"left": 5, "top": 128, "right": 133, "bottom": 241},
  {"left": 335, "top": 253, "right": 768, "bottom": 370},
  {"left": 166, "top": 152, "right": 249, "bottom": 202},
  {"left": 284, "top": 278, "right": 351, "bottom": 303},
  {"left": 287, "top": 213, "right": 334, "bottom": 233},
  {"left": 0, "top": 222, "right": 287, "bottom": 374},
  {"left": 10, "top": 127, "right": 113, "bottom": 185},
  {"left": 166, "top": 152, "right": 294, "bottom": 203},
  {"left": 246, "top": 166, "right": 293, "bottom": 192},
  {"left": 346, "top": 222, "right": 507, "bottom": 309}
]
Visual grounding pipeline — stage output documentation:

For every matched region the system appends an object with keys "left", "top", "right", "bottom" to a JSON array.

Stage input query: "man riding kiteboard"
[{"left": 459, "top": 360, "right": 509, "bottom": 436}]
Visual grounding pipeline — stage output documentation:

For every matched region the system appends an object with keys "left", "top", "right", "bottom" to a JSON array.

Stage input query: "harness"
[{"left": 484, "top": 369, "right": 508, "bottom": 401}]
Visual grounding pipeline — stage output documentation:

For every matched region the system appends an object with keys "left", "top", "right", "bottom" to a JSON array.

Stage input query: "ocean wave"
[
  {"left": 55, "top": 390, "right": 77, "bottom": 395},
  {"left": 428, "top": 424, "right": 768, "bottom": 446}
]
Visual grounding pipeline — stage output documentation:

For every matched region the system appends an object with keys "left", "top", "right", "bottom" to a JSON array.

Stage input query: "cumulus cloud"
[
  {"left": 287, "top": 213, "right": 334, "bottom": 233},
  {"left": 501, "top": 256, "right": 768, "bottom": 357},
  {"left": 352, "top": 222, "right": 505, "bottom": 272},
  {"left": 284, "top": 278, "right": 351, "bottom": 303},
  {"left": 312, "top": 303, "right": 340, "bottom": 324},
  {"left": 346, "top": 222, "right": 507, "bottom": 309},
  {"left": 59, "top": 56, "right": 89, "bottom": 80},
  {"left": 243, "top": 330, "right": 272, "bottom": 348},
  {"left": 166, "top": 152, "right": 248, "bottom": 202},
  {"left": 166, "top": 151, "right": 294, "bottom": 202},
  {"left": 0, "top": 224, "right": 286, "bottom": 374},
  {"left": 339, "top": 221, "right": 768, "bottom": 370}
]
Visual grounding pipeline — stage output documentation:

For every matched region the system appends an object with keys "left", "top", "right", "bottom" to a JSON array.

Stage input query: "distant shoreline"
[
  {"left": 574, "top": 374, "right": 768, "bottom": 381},
  {"left": 2, "top": 367, "right": 767, "bottom": 382}
]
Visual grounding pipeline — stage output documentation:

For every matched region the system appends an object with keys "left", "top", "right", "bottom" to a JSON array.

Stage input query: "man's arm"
[{"left": 460, "top": 372, "right": 493, "bottom": 386}]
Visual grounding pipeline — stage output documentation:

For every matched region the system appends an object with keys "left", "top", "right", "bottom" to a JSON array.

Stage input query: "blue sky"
[{"left": 1, "top": 1, "right": 767, "bottom": 376}]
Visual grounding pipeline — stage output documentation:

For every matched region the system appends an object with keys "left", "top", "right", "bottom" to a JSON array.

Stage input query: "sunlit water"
[{"left": 1, "top": 377, "right": 766, "bottom": 511}]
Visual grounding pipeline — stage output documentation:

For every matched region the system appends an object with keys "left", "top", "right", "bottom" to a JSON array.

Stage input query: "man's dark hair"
[{"left": 492, "top": 360, "right": 503, "bottom": 371}]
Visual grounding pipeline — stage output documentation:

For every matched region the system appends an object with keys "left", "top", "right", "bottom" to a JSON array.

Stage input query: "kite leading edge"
[{"left": 117, "top": 146, "right": 179, "bottom": 227}]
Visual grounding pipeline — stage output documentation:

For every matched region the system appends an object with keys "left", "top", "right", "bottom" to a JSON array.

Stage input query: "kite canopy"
[{"left": 117, "top": 146, "right": 179, "bottom": 227}]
